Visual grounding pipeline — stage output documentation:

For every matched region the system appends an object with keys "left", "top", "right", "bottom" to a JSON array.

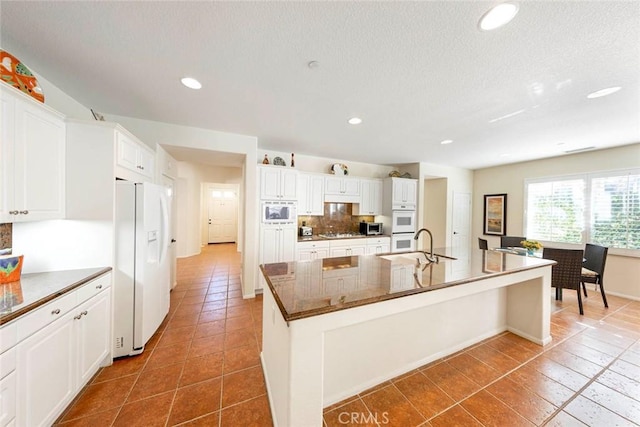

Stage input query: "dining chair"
[
  {"left": 500, "top": 235, "right": 526, "bottom": 248},
  {"left": 478, "top": 238, "right": 488, "bottom": 250},
  {"left": 543, "top": 248, "right": 585, "bottom": 315},
  {"left": 581, "top": 243, "right": 608, "bottom": 308}
]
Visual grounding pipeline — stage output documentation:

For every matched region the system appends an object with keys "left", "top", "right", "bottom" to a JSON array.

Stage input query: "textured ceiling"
[{"left": 1, "top": 1, "right": 638, "bottom": 170}]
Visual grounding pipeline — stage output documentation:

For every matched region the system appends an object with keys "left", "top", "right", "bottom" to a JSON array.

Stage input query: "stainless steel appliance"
[
  {"left": 261, "top": 200, "right": 297, "bottom": 224},
  {"left": 299, "top": 225, "right": 312, "bottom": 236},
  {"left": 360, "top": 221, "right": 383, "bottom": 235}
]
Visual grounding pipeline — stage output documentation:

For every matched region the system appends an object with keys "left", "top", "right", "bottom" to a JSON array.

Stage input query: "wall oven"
[
  {"left": 391, "top": 233, "right": 416, "bottom": 253},
  {"left": 261, "top": 201, "right": 297, "bottom": 224},
  {"left": 391, "top": 210, "right": 416, "bottom": 234}
]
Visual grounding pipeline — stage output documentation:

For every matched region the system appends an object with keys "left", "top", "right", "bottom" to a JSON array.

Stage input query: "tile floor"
[{"left": 55, "top": 244, "right": 640, "bottom": 426}]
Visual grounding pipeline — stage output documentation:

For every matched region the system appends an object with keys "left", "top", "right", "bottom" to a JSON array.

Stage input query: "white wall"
[{"left": 473, "top": 144, "right": 640, "bottom": 299}]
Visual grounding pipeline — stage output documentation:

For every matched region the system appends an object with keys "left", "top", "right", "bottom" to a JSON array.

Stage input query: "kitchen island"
[{"left": 260, "top": 249, "right": 555, "bottom": 427}]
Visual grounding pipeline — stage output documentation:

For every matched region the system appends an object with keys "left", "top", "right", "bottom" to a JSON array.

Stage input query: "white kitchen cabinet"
[
  {"left": 297, "top": 173, "right": 324, "bottom": 215},
  {"left": 260, "top": 166, "right": 297, "bottom": 200},
  {"left": 324, "top": 176, "right": 360, "bottom": 203},
  {"left": 116, "top": 130, "right": 154, "bottom": 180},
  {"left": 329, "top": 239, "right": 367, "bottom": 257},
  {"left": 0, "top": 342, "right": 17, "bottom": 427},
  {"left": 297, "top": 240, "right": 330, "bottom": 261},
  {"left": 384, "top": 177, "right": 418, "bottom": 210},
  {"left": 1, "top": 85, "right": 65, "bottom": 222},
  {"left": 259, "top": 225, "right": 297, "bottom": 291},
  {"left": 11, "top": 273, "right": 112, "bottom": 427},
  {"left": 354, "top": 179, "right": 383, "bottom": 215},
  {"left": 365, "top": 236, "right": 391, "bottom": 254}
]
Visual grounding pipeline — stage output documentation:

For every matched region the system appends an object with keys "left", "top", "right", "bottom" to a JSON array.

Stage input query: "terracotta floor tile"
[
  {"left": 54, "top": 408, "right": 120, "bottom": 426},
  {"left": 460, "top": 389, "right": 534, "bottom": 427},
  {"left": 220, "top": 395, "right": 273, "bottom": 427},
  {"left": 324, "top": 398, "right": 377, "bottom": 427},
  {"left": 557, "top": 340, "right": 617, "bottom": 367},
  {"left": 541, "top": 347, "right": 604, "bottom": 378},
  {"left": 92, "top": 352, "right": 150, "bottom": 384},
  {"left": 226, "top": 304, "right": 253, "bottom": 319},
  {"left": 168, "top": 377, "right": 222, "bottom": 425},
  {"left": 188, "top": 333, "right": 225, "bottom": 359},
  {"left": 166, "top": 312, "right": 200, "bottom": 329},
  {"left": 156, "top": 325, "right": 196, "bottom": 348},
  {"left": 609, "top": 358, "right": 640, "bottom": 382},
  {"left": 486, "top": 336, "right": 540, "bottom": 363},
  {"left": 127, "top": 362, "right": 183, "bottom": 402},
  {"left": 428, "top": 404, "right": 483, "bottom": 427},
  {"left": 393, "top": 371, "right": 456, "bottom": 419},
  {"left": 114, "top": 391, "right": 174, "bottom": 427},
  {"left": 225, "top": 314, "right": 254, "bottom": 332},
  {"left": 184, "top": 288, "right": 208, "bottom": 297},
  {"left": 62, "top": 375, "right": 137, "bottom": 420},
  {"left": 486, "top": 377, "right": 557, "bottom": 425},
  {"left": 194, "top": 319, "right": 226, "bottom": 339},
  {"left": 546, "top": 410, "right": 590, "bottom": 426},
  {"left": 596, "top": 369, "right": 640, "bottom": 402},
  {"left": 528, "top": 356, "right": 590, "bottom": 391},
  {"left": 360, "top": 384, "right": 425, "bottom": 427},
  {"left": 178, "top": 411, "right": 220, "bottom": 426},
  {"left": 225, "top": 328, "right": 259, "bottom": 350},
  {"left": 446, "top": 353, "right": 502, "bottom": 387},
  {"left": 580, "top": 381, "right": 640, "bottom": 422},
  {"left": 564, "top": 395, "right": 634, "bottom": 426},
  {"left": 224, "top": 344, "right": 261, "bottom": 373},
  {"left": 181, "top": 295, "right": 206, "bottom": 305},
  {"left": 199, "top": 308, "right": 227, "bottom": 324},
  {"left": 422, "top": 361, "right": 481, "bottom": 402},
  {"left": 568, "top": 334, "right": 627, "bottom": 357},
  {"left": 180, "top": 351, "right": 224, "bottom": 386},
  {"left": 145, "top": 343, "right": 190, "bottom": 370},
  {"left": 222, "top": 366, "right": 267, "bottom": 408},
  {"left": 202, "top": 300, "right": 227, "bottom": 312},
  {"left": 466, "top": 343, "right": 521, "bottom": 374},
  {"left": 507, "top": 365, "right": 575, "bottom": 407},
  {"left": 357, "top": 381, "right": 393, "bottom": 398}
]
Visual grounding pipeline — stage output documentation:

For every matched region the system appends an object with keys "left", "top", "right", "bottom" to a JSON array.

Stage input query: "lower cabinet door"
[
  {"left": 17, "top": 312, "right": 76, "bottom": 427},
  {"left": 77, "top": 289, "right": 111, "bottom": 388},
  {"left": 0, "top": 371, "right": 16, "bottom": 427}
]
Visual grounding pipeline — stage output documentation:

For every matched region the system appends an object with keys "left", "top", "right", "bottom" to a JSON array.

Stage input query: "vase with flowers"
[{"left": 521, "top": 240, "right": 542, "bottom": 256}]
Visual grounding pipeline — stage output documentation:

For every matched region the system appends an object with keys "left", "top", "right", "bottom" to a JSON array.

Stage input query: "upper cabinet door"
[
  {"left": 1, "top": 87, "right": 66, "bottom": 222},
  {"left": 259, "top": 166, "right": 297, "bottom": 200},
  {"left": 115, "top": 130, "right": 155, "bottom": 182}
]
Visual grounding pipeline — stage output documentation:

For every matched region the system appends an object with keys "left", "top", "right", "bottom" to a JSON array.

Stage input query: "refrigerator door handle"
[{"left": 159, "top": 192, "right": 170, "bottom": 264}]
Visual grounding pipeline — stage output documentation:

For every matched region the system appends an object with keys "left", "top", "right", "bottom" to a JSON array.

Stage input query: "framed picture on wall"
[{"left": 483, "top": 193, "right": 507, "bottom": 236}]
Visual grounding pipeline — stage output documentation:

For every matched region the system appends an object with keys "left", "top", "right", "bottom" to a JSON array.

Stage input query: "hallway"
[{"left": 56, "top": 244, "right": 640, "bottom": 426}]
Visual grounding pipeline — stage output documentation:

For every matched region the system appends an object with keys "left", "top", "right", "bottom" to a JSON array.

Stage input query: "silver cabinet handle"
[
  {"left": 19, "top": 210, "right": 29, "bottom": 214},
  {"left": 74, "top": 310, "right": 88, "bottom": 320},
  {"left": 8, "top": 210, "right": 19, "bottom": 215},
  {"left": 51, "top": 309, "right": 61, "bottom": 315},
  {"left": 96, "top": 284, "right": 103, "bottom": 289}
]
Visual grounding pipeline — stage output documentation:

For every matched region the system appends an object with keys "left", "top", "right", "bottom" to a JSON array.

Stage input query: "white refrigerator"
[{"left": 113, "top": 181, "right": 170, "bottom": 357}]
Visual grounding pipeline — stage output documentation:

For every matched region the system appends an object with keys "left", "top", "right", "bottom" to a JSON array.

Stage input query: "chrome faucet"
[{"left": 414, "top": 228, "right": 438, "bottom": 264}]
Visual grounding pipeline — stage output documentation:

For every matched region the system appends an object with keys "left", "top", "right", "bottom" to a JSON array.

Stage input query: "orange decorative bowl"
[
  {"left": 1, "top": 50, "right": 45, "bottom": 103},
  {"left": 0, "top": 255, "right": 24, "bottom": 284}
]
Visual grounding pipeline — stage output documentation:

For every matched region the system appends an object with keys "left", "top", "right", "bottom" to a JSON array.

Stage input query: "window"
[{"left": 525, "top": 169, "right": 640, "bottom": 251}]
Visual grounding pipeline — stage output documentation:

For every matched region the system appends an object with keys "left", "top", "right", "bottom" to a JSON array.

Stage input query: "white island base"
[{"left": 261, "top": 264, "right": 552, "bottom": 427}]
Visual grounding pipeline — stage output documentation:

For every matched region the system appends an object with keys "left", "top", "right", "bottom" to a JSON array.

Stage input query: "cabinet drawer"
[
  {"left": 76, "top": 273, "right": 111, "bottom": 304},
  {"left": 329, "top": 239, "right": 366, "bottom": 248},
  {"left": 0, "top": 347, "right": 16, "bottom": 379},
  {"left": 17, "top": 292, "right": 77, "bottom": 342},
  {"left": 366, "top": 237, "right": 390, "bottom": 246},
  {"left": 297, "top": 241, "right": 330, "bottom": 250},
  {"left": 0, "top": 324, "right": 16, "bottom": 354}
]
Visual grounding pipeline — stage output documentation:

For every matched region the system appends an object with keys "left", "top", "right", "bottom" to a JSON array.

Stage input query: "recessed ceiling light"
[
  {"left": 479, "top": 2, "right": 519, "bottom": 31},
  {"left": 181, "top": 77, "right": 202, "bottom": 90},
  {"left": 348, "top": 117, "right": 362, "bottom": 125},
  {"left": 440, "top": 139, "right": 453, "bottom": 145},
  {"left": 587, "top": 86, "right": 621, "bottom": 99}
]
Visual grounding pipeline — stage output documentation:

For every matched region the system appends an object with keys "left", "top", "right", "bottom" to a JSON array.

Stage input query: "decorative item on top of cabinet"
[
  {"left": 291, "top": 153, "right": 295, "bottom": 167},
  {"left": 0, "top": 50, "right": 44, "bottom": 103},
  {"left": 263, "top": 154, "right": 270, "bottom": 164},
  {"left": 1, "top": 84, "right": 65, "bottom": 222},
  {"left": 90, "top": 109, "right": 105, "bottom": 121}
]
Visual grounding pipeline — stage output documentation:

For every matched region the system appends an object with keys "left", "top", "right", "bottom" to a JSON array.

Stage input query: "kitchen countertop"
[
  {"left": 0, "top": 267, "right": 112, "bottom": 325},
  {"left": 260, "top": 248, "right": 554, "bottom": 322},
  {"left": 298, "top": 234, "right": 390, "bottom": 242}
]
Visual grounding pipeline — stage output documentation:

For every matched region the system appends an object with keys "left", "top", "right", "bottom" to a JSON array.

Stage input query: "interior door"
[
  {"left": 208, "top": 187, "right": 237, "bottom": 243},
  {"left": 452, "top": 192, "right": 471, "bottom": 260},
  {"left": 161, "top": 175, "right": 177, "bottom": 289}
]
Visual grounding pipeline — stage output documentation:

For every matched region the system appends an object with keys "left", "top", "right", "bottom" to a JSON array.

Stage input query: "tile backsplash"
[
  {"left": 0, "top": 223, "right": 12, "bottom": 251},
  {"left": 298, "top": 203, "right": 374, "bottom": 234}
]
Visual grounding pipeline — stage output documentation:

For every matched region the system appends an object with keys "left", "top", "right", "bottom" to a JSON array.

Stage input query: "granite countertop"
[
  {"left": 298, "top": 234, "right": 390, "bottom": 242},
  {"left": 260, "top": 248, "right": 555, "bottom": 322},
  {"left": 0, "top": 267, "right": 112, "bottom": 325}
]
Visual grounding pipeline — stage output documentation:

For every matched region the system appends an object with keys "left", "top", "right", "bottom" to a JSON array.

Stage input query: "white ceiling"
[{"left": 1, "top": 1, "right": 638, "bottom": 170}]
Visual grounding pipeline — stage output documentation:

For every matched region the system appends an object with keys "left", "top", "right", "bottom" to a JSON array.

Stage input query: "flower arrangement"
[{"left": 520, "top": 240, "right": 542, "bottom": 251}]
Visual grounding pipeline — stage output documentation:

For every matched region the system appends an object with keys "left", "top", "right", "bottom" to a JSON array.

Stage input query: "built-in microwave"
[
  {"left": 261, "top": 201, "right": 297, "bottom": 224},
  {"left": 391, "top": 210, "right": 416, "bottom": 234}
]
